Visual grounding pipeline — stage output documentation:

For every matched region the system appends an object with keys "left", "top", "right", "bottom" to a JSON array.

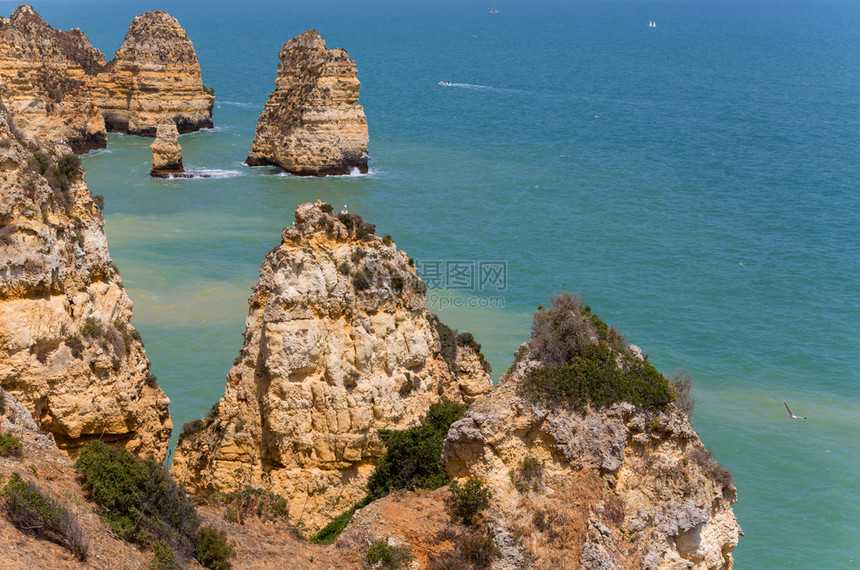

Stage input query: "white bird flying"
[{"left": 784, "top": 402, "right": 807, "bottom": 420}]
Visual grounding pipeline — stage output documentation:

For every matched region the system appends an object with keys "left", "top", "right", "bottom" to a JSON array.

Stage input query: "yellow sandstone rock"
[
  {"left": 172, "top": 202, "right": 492, "bottom": 533},
  {"left": 245, "top": 30, "right": 369, "bottom": 176},
  {"left": 150, "top": 119, "right": 184, "bottom": 177},
  {"left": 0, "top": 103, "right": 172, "bottom": 460}
]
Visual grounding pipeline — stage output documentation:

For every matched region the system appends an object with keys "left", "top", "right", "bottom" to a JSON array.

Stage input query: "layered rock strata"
[
  {"left": 172, "top": 202, "right": 492, "bottom": 532},
  {"left": 0, "top": 103, "right": 172, "bottom": 460},
  {"left": 441, "top": 309, "right": 741, "bottom": 568},
  {"left": 0, "top": 6, "right": 213, "bottom": 153},
  {"left": 92, "top": 10, "right": 214, "bottom": 136},
  {"left": 0, "top": 5, "right": 107, "bottom": 153},
  {"left": 150, "top": 119, "right": 184, "bottom": 177},
  {"left": 245, "top": 30, "right": 369, "bottom": 176}
]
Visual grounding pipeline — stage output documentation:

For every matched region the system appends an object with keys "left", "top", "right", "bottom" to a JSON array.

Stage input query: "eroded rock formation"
[
  {"left": 172, "top": 201, "right": 492, "bottom": 532},
  {"left": 0, "top": 5, "right": 213, "bottom": 152},
  {"left": 245, "top": 30, "right": 369, "bottom": 176},
  {"left": 0, "top": 103, "right": 172, "bottom": 460},
  {"left": 93, "top": 10, "right": 214, "bottom": 136},
  {"left": 150, "top": 119, "right": 184, "bottom": 177},
  {"left": 0, "top": 5, "right": 107, "bottom": 153},
  {"left": 440, "top": 304, "right": 741, "bottom": 569}
]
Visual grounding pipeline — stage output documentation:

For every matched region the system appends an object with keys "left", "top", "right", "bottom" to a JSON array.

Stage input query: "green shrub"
[
  {"left": 182, "top": 419, "right": 206, "bottom": 437},
  {"left": 149, "top": 540, "right": 180, "bottom": 570},
  {"left": 668, "top": 371, "right": 695, "bottom": 416},
  {"left": 381, "top": 234, "right": 392, "bottom": 246},
  {"left": 365, "top": 539, "right": 411, "bottom": 569},
  {"left": 93, "top": 194, "right": 105, "bottom": 211},
  {"left": 391, "top": 274, "right": 404, "bottom": 292},
  {"left": 518, "top": 294, "right": 672, "bottom": 413},
  {"left": 689, "top": 447, "right": 734, "bottom": 498},
  {"left": 312, "top": 399, "right": 468, "bottom": 545},
  {"left": 310, "top": 495, "right": 373, "bottom": 545},
  {"left": 66, "top": 334, "right": 85, "bottom": 358},
  {"left": 195, "top": 526, "right": 234, "bottom": 570},
  {"left": 31, "top": 151, "right": 50, "bottom": 174},
  {"left": 0, "top": 433, "right": 23, "bottom": 457},
  {"left": 74, "top": 441, "right": 199, "bottom": 562},
  {"left": 367, "top": 399, "right": 468, "bottom": 499},
  {"left": 353, "top": 269, "right": 372, "bottom": 291},
  {"left": 338, "top": 212, "right": 375, "bottom": 240},
  {"left": 214, "top": 487, "right": 288, "bottom": 525},
  {"left": 1, "top": 473, "right": 88, "bottom": 560},
  {"left": 509, "top": 456, "right": 542, "bottom": 494},
  {"left": 434, "top": 317, "right": 458, "bottom": 373},
  {"left": 320, "top": 202, "right": 334, "bottom": 214},
  {"left": 447, "top": 478, "right": 492, "bottom": 528},
  {"left": 338, "top": 261, "right": 351, "bottom": 275},
  {"left": 80, "top": 317, "right": 101, "bottom": 338}
]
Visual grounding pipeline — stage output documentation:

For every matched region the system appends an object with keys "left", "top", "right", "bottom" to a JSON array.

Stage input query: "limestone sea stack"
[
  {"left": 0, "top": 102, "right": 172, "bottom": 460},
  {"left": 172, "top": 202, "right": 492, "bottom": 532},
  {"left": 0, "top": 5, "right": 107, "bottom": 153},
  {"left": 440, "top": 296, "right": 741, "bottom": 568},
  {"left": 150, "top": 119, "right": 184, "bottom": 177},
  {"left": 92, "top": 11, "right": 214, "bottom": 136},
  {"left": 0, "top": 6, "right": 213, "bottom": 153},
  {"left": 245, "top": 30, "right": 369, "bottom": 176}
]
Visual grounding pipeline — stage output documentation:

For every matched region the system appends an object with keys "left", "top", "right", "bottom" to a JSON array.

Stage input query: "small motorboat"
[{"left": 439, "top": 80, "right": 452, "bottom": 86}]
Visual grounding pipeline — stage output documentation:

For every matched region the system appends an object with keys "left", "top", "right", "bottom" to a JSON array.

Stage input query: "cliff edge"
[
  {"left": 0, "top": 102, "right": 171, "bottom": 459},
  {"left": 245, "top": 30, "right": 369, "bottom": 176},
  {"left": 172, "top": 202, "right": 491, "bottom": 533}
]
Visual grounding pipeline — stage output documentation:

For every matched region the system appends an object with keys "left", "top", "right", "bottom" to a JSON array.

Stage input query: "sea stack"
[
  {"left": 0, "top": 5, "right": 108, "bottom": 153},
  {"left": 0, "top": 102, "right": 172, "bottom": 459},
  {"left": 92, "top": 11, "right": 214, "bottom": 136},
  {"left": 150, "top": 119, "right": 184, "bottom": 177},
  {"left": 172, "top": 202, "right": 492, "bottom": 532},
  {"left": 245, "top": 30, "right": 369, "bottom": 176}
]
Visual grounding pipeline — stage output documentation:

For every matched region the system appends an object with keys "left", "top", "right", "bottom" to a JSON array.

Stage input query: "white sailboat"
[
  {"left": 649, "top": 21, "right": 656, "bottom": 28},
  {"left": 490, "top": 2, "right": 500, "bottom": 14}
]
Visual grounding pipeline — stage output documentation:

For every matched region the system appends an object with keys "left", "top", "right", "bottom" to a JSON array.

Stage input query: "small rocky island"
[
  {"left": 149, "top": 119, "right": 185, "bottom": 178},
  {"left": 245, "top": 30, "right": 369, "bottom": 176}
]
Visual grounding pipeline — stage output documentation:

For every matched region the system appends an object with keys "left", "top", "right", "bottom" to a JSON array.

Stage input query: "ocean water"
[{"left": 28, "top": 0, "right": 860, "bottom": 566}]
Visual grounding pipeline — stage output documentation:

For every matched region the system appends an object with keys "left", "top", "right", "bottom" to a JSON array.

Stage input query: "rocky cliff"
[
  {"left": 92, "top": 10, "right": 214, "bottom": 136},
  {"left": 0, "top": 6, "right": 212, "bottom": 153},
  {"left": 0, "top": 5, "right": 107, "bottom": 153},
  {"left": 440, "top": 296, "right": 741, "bottom": 569},
  {"left": 245, "top": 30, "right": 369, "bottom": 176},
  {"left": 172, "top": 201, "right": 492, "bottom": 532},
  {"left": 0, "top": 103, "right": 172, "bottom": 460}
]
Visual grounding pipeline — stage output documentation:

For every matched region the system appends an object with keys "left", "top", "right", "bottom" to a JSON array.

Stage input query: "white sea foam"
[
  {"left": 217, "top": 101, "right": 260, "bottom": 109},
  {"left": 187, "top": 169, "right": 242, "bottom": 178}
]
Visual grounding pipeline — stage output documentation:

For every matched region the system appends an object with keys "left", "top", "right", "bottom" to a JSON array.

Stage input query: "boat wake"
[
  {"left": 438, "top": 81, "right": 524, "bottom": 94},
  {"left": 217, "top": 101, "right": 260, "bottom": 109}
]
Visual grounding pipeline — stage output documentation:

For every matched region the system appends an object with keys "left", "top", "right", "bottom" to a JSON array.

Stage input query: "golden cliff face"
[
  {"left": 245, "top": 30, "right": 369, "bottom": 176},
  {"left": 92, "top": 10, "right": 214, "bottom": 136},
  {"left": 441, "top": 346, "right": 741, "bottom": 569},
  {"left": 150, "top": 119, "right": 184, "bottom": 177},
  {"left": 0, "top": 105, "right": 172, "bottom": 460},
  {"left": 0, "top": 6, "right": 213, "bottom": 152},
  {"left": 172, "top": 202, "right": 492, "bottom": 533},
  {"left": 0, "top": 5, "right": 107, "bottom": 153}
]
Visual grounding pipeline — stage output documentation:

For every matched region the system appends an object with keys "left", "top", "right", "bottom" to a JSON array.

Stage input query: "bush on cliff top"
[
  {"left": 74, "top": 441, "right": 234, "bottom": 569},
  {"left": 518, "top": 294, "right": 673, "bottom": 413}
]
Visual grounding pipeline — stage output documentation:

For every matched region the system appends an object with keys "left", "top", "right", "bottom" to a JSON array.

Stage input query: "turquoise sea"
[{"left": 26, "top": 0, "right": 860, "bottom": 566}]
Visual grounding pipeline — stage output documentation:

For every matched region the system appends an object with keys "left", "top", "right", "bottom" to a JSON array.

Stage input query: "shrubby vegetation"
[
  {"left": 213, "top": 486, "right": 289, "bottom": 525},
  {"left": 0, "top": 433, "right": 23, "bottom": 457},
  {"left": 365, "top": 539, "right": 411, "bottom": 569},
  {"left": 509, "top": 456, "right": 543, "bottom": 494},
  {"left": 447, "top": 478, "right": 492, "bottom": 528},
  {"left": 433, "top": 317, "right": 491, "bottom": 375},
  {"left": 1, "top": 473, "right": 88, "bottom": 560},
  {"left": 311, "top": 399, "right": 469, "bottom": 545},
  {"left": 74, "top": 441, "right": 234, "bottom": 569},
  {"left": 518, "top": 294, "right": 673, "bottom": 413}
]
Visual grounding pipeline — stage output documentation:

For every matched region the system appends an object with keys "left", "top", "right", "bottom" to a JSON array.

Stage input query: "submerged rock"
[
  {"left": 245, "top": 30, "right": 369, "bottom": 176},
  {"left": 172, "top": 201, "right": 491, "bottom": 533},
  {"left": 0, "top": 102, "right": 172, "bottom": 459},
  {"left": 150, "top": 119, "right": 184, "bottom": 177}
]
